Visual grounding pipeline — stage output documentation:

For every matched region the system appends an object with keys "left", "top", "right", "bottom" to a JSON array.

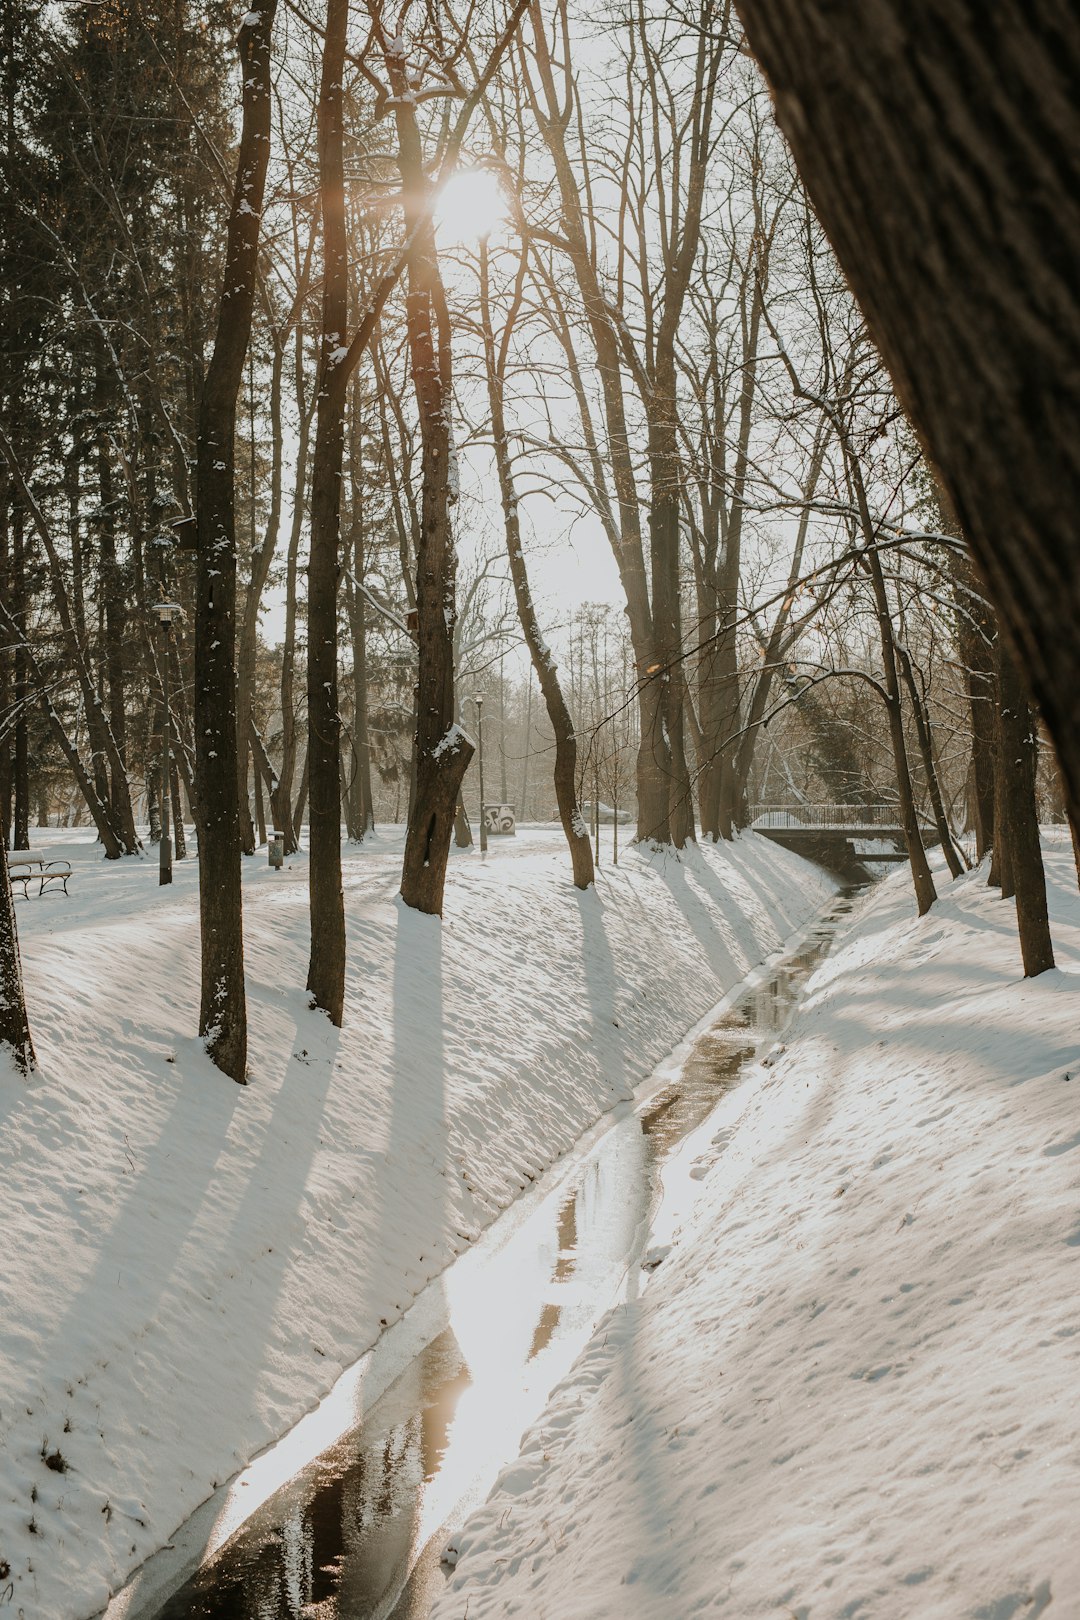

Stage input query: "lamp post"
[
  {"left": 474, "top": 695, "right": 487, "bottom": 853},
  {"left": 151, "top": 602, "right": 183, "bottom": 885}
]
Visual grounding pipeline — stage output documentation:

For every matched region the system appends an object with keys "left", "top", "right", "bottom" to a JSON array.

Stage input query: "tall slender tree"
[
  {"left": 305, "top": 0, "right": 350, "bottom": 1024},
  {"left": 194, "top": 0, "right": 278, "bottom": 1081}
]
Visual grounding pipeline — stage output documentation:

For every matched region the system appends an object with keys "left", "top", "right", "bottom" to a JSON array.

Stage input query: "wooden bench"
[{"left": 9, "top": 857, "right": 73, "bottom": 899}]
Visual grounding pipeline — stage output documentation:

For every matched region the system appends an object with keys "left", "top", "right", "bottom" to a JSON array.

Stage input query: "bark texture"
[
  {"left": 193, "top": 0, "right": 276, "bottom": 1081},
  {"left": 997, "top": 643, "right": 1055, "bottom": 976},
  {"left": 389, "top": 40, "right": 474, "bottom": 915},
  {"left": 305, "top": 0, "right": 348, "bottom": 1024},
  {"left": 0, "top": 835, "right": 34, "bottom": 1074},
  {"left": 734, "top": 0, "right": 1080, "bottom": 829}
]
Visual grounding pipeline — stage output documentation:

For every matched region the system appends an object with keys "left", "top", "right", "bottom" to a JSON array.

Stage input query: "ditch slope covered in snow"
[
  {"left": 0, "top": 825, "right": 834, "bottom": 1620},
  {"left": 433, "top": 838, "right": 1080, "bottom": 1620}
]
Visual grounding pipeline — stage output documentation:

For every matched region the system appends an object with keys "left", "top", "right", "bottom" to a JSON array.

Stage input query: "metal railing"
[{"left": 749, "top": 803, "right": 915, "bottom": 831}]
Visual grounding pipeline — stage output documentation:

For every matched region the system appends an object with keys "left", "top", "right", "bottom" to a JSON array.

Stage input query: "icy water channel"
[{"left": 139, "top": 888, "right": 859, "bottom": 1620}]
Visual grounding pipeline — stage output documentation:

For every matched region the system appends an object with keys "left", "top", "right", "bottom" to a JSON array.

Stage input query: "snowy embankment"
[
  {"left": 434, "top": 838, "right": 1080, "bottom": 1620},
  {"left": 0, "top": 824, "right": 833, "bottom": 1620}
]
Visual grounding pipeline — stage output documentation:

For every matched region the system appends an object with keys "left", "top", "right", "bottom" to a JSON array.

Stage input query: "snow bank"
[
  {"left": 0, "top": 824, "right": 833, "bottom": 1619},
  {"left": 435, "top": 840, "right": 1080, "bottom": 1620}
]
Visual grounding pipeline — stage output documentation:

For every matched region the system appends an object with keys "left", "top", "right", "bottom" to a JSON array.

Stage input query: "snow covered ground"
[
  {"left": 433, "top": 838, "right": 1080, "bottom": 1620},
  {"left": 0, "top": 823, "right": 834, "bottom": 1620}
]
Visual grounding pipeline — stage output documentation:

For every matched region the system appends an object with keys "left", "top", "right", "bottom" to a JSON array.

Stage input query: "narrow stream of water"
[{"left": 147, "top": 888, "right": 859, "bottom": 1620}]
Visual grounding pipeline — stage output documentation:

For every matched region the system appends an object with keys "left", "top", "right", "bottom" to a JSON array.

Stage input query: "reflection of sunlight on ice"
[
  {"left": 204, "top": 1349, "right": 378, "bottom": 1558},
  {"left": 447, "top": 1216, "right": 554, "bottom": 1382}
]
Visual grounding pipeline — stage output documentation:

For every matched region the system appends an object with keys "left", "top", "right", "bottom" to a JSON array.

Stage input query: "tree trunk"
[
  {"left": 989, "top": 706, "right": 1009, "bottom": 895},
  {"left": 98, "top": 437, "right": 129, "bottom": 836},
  {"left": 479, "top": 239, "right": 593, "bottom": 888},
  {"left": 346, "top": 394, "right": 375, "bottom": 840},
  {"left": 271, "top": 326, "right": 313, "bottom": 856},
  {"left": 865, "top": 546, "right": 938, "bottom": 915},
  {"left": 236, "top": 336, "right": 285, "bottom": 856},
  {"left": 0, "top": 835, "right": 34, "bottom": 1075},
  {"left": 996, "top": 642, "right": 1054, "bottom": 976},
  {"left": 11, "top": 502, "right": 28, "bottom": 849},
  {"left": 733, "top": 0, "right": 1080, "bottom": 836},
  {"left": 0, "top": 482, "right": 10, "bottom": 850},
  {"left": 292, "top": 747, "right": 308, "bottom": 842},
  {"left": 192, "top": 0, "right": 277, "bottom": 1082},
  {"left": 171, "top": 762, "right": 187, "bottom": 860},
  {"left": 454, "top": 791, "right": 472, "bottom": 848},
  {"left": 526, "top": 1, "right": 665, "bottom": 841},
  {"left": 305, "top": 0, "right": 349, "bottom": 1024},
  {"left": 647, "top": 352, "right": 695, "bottom": 849},
  {"left": 389, "top": 41, "right": 474, "bottom": 915},
  {"left": 896, "top": 642, "right": 963, "bottom": 880}
]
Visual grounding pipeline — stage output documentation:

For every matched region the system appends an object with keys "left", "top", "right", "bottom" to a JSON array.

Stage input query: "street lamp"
[
  {"left": 151, "top": 601, "right": 183, "bottom": 886},
  {"left": 473, "top": 695, "right": 487, "bottom": 853}
]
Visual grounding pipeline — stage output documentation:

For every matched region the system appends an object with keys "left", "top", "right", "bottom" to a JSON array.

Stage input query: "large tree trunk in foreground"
[
  {"left": 734, "top": 0, "right": 1080, "bottom": 833},
  {"left": 305, "top": 0, "right": 348, "bottom": 1025},
  {"left": 193, "top": 0, "right": 277, "bottom": 1081},
  {"left": 0, "top": 836, "right": 34, "bottom": 1074}
]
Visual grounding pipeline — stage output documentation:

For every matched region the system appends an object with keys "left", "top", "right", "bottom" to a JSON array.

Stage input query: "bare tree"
[
  {"left": 304, "top": 0, "right": 351, "bottom": 1025},
  {"left": 478, "top": 235, "right": 593, "bottom": 887},
  {"left": 194, "top": 0, "right": 278, "bottom": 1082}
]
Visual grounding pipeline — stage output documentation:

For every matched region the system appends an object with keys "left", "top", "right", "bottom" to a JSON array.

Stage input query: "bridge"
[{"left": 749, "top": 803, "right": 937, "bottom": 867}]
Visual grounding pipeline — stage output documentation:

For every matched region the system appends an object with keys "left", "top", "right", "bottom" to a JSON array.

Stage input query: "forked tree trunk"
[
  {"left": 193, "top": 0, "right": 277, "bottom": 1082},
  {"left": 305, "top": 0, "right": 349, "bottom": 1024},
  {"left": 996, "top": 643, "right": 1054, "bottom": 976},
  {"left": 388, "top": 41, "right": 474, "bottom": 915},
  {"left": 734, "top": 0, "right": 1080, "bottom": 834},
  {"left": 526, "top": 1, "right": 666, "bottom": 843},
  {"left": 479, "top": 239, "right": 593, "bottom": 888},
  {"left": 0, "top": 837, "right": 34, "bottom": 1075}
]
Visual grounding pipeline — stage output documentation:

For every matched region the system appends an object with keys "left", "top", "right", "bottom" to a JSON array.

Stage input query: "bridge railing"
[{"left": 749, "top": 803, "right": 911, "bottom": 831}]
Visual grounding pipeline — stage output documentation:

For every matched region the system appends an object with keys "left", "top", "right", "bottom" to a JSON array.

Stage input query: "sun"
[{"left": 434, "top": 168, "right": 508, "bottom": 245}]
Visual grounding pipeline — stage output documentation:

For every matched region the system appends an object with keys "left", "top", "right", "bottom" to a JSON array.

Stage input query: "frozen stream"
[{"left": 120, "top": 887, "right": 858, "bottom": 1620}]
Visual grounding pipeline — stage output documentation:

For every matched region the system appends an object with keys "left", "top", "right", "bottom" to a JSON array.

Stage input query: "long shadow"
[
  {"left": 44, "top": 1034, "right": 244, "bottom": 1384},
  {"left": 651, "top": 850, "right": 744, "bottom": 985},
  {"left": 574, "top": 886, "right": 640, "bottom": 1109}
]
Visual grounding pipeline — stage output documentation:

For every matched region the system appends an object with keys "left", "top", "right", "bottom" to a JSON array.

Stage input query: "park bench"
[{"left": 8, "top": 856, "right": 73, "bottom": 899}]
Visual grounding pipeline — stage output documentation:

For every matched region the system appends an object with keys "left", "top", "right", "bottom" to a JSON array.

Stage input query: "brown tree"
[
  {"left": 193, "top": 0, "right": 278, "bottom": 1082},
  {"left": 0, "top": 834, "right": 34, "bottom": 1075},
  {"left": 479, "top": 235, "right": 594, "bottom": 888},
  {"left": 304, "top": 0, "right": 350, "bottom": 1024},
  {"left": 733, "top": 0, "right": 1080, "bottom": 834}
]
